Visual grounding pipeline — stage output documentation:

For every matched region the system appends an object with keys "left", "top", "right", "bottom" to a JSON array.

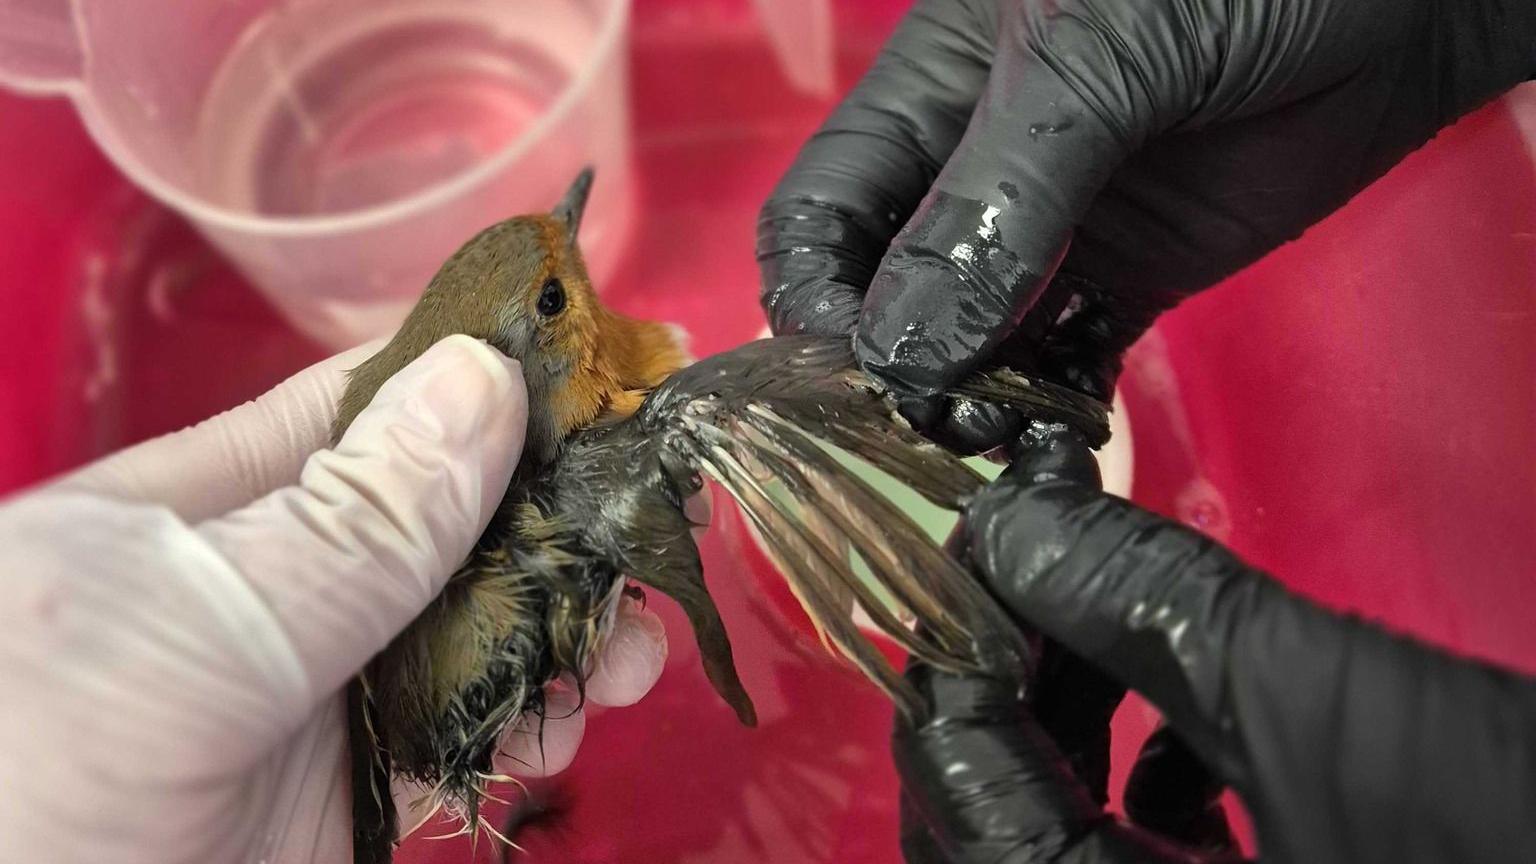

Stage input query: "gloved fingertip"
[
  {"left": 584, "top": 597, "right": 668, "bottom": 708},
  {"left": 683, "top": 485, "right": 713, "bottom": 531},
  {"left": 348, "top": 334, "right": 528, "bottom": 527},
  {"left": 494, "top": 678, "right": 586, "bottom": 778},
  {"left": 365, "top": 334, "right": 526, "bottom": 427},
  {"left": 927, "top": 399, "right": 1022, "bottom": 456},
  {"left": 756, "top": 193, "right": 877, "bottom": 339},
  {"left": 854, "top": 269, "right": 959, "bottom": 406},
  {"left": 1003, "top": 422, "right": 1102, "bottom": 489},
  {"left": 761, "top": 276, "right": 864, "bottom": 338},
  {"left": 1124, "top": 726, "right": 1236, "bottom": 853},
  {"left": 961, "top": 465, "right": 1115, "bottom": 630},
  {"left": 854, "top": 189, "right": 1061, "bottom": 406},
  {"left": 407, "top": 334, "right": 523, "bottom": 397},
  {"left": 895, "top": 395, "right": 946, "bottom": 434}
]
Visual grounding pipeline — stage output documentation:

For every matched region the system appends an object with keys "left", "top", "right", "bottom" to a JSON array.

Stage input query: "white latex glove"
[{"left": 0, "top": 335, "right": 669, "bottom": 864}]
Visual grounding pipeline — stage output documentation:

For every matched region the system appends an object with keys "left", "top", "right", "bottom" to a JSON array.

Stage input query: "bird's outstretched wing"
[{"left": 617, "top": 335, "right": 1110, "bottom": 719}]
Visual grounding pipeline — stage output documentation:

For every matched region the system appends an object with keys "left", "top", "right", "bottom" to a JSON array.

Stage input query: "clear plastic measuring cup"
[{"left": 0, "top": 0, "right": 635, "bottom": 348}]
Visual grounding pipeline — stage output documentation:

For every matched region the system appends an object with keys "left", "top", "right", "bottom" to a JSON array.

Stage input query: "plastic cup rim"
[{"left": 65, "top": 0, "right": 631, "bottom": 239}]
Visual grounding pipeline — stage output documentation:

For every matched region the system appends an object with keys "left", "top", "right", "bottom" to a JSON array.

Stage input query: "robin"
[{"left": 331, "top": 169, "right": 1110, "bottom": 862}]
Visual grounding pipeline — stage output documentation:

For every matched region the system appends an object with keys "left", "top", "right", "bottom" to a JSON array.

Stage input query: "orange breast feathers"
[{"left": 550, "top": 307, "right": 692, "bottom": 436}]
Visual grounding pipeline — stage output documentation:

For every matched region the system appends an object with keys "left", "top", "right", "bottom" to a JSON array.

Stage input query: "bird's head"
[{"left": 332, "top": 168, "right": 690, "bottom": 462}]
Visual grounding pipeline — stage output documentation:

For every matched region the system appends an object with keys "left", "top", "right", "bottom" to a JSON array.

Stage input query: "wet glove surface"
[
  {"left": 758, "top": 0, "right": 1536, "bottom": 448},
  {"left": 894, "top": 428, "right": 1238, "bottom": 863},
  {"left": 895, "top": 663, "right": 1236, "bottom": 864},
  {"left": 908, "top": 427, "right": 1536, "bottom": 862}
]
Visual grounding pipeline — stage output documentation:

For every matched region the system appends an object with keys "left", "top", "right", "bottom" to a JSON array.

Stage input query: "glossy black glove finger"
[
  {"left": 1124, "top": 726, "right": 1235, "bottom": 854},
  {"left": 1007, "top": 425, "right": 1231, "bottom": 844},
  {"left": 895, "top": 662, "right": 1237, "bottom": 864},
  {"left": 755, "top": 0, "right": 998, "bottom": 339},
  {"left": 853, "top": 0, "right": 1144, "bottom": 419},
  {"left": 894, "top": 663, "right": 1098, "bottom": 862},
  {"left": 993, "top": 422, "right": 1128, "bottom": 802},
  {"left": 754, "top": 0, "right": 1034, "bottom": 452},
  {"left": 967, "top": 434, "right": 1536, "bottom": 863},
  {"left": 920, "top": 397, "right": 1025, "bottom": 459},
  {"left": 1031, "top": 637, "right": 1125, "bottom": 806}
]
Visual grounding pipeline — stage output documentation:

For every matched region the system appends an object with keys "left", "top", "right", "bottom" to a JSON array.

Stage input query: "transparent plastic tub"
[
  {"left": 0, "top": 0, "right": 635, "bottom": 348},
  {"left": 1, "top": 0, "right": 1533, "bottom": 860}
]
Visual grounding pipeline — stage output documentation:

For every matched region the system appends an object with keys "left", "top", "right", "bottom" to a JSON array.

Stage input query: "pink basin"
[{"left": 1, "top": 1, "right": 1531, "bottom": 860}]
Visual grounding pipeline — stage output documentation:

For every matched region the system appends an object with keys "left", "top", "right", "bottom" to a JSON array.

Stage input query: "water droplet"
[
  {"left": 1174, "top": 479, "right": 1230, "bottom": 541},
  {"left": 1027, "top": 119, "right": 1074, "bottom": 138}
]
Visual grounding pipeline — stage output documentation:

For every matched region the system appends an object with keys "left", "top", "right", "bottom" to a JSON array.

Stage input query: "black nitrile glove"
[
  {"left": 896, "top": 427, "right": 1237, "bottom": 863},
  {"left": 902, "top": 427, "right": 1536, "bottom": 862},
  {"left": 895, "top": 663, "right": 1240, "bottom": 864},
  {"left": 757, "top": 0, "right": 1536, "bottom": 449}
]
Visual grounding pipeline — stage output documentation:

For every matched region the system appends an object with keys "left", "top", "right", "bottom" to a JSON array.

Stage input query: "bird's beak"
[{"left": 552, "top": 166, "right": 594, "bottom": 244}]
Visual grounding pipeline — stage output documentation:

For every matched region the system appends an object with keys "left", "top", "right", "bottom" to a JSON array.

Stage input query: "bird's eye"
[{"left": 537, "top": 277, "right": 566, "bottom": 317}]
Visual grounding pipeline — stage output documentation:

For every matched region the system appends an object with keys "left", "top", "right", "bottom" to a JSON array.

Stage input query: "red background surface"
[{"left": 2, "top": 0, "right": 1532, "bottom": 860}]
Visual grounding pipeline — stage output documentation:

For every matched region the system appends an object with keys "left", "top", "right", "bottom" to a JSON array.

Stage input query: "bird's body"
[{"left": 335, "top": 171, "right": 1110, "bottom": 862}]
